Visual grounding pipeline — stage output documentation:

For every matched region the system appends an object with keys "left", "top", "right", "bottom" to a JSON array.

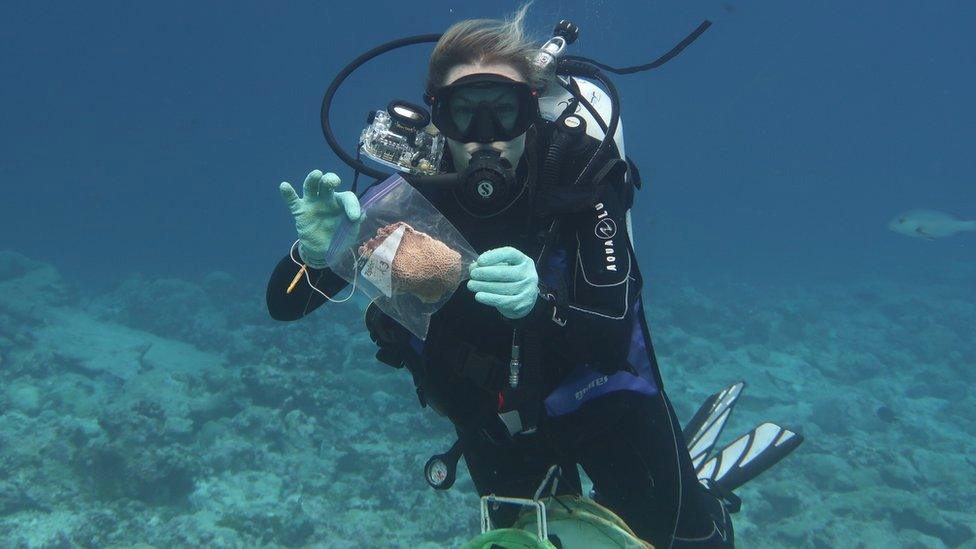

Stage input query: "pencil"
[{"left": 287, "top": 264, "right": 307, "bottom": 294}]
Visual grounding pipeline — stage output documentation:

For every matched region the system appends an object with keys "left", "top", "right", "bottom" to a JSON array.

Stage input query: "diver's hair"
[{"left": 427, "top": 3, "right": 544, "bottom": 91}]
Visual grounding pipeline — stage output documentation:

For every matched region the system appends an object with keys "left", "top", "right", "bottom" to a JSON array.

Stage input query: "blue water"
[
  {"left": 4, "top": 0, "right": 972, "bottom": 288},
  {"left": 1, "top": 1, "right": 973, "bottom": 547}
]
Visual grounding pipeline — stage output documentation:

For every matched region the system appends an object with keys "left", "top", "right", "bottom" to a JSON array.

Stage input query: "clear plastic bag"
[{"left": 324, "top": 174, "right": 478, "bottom": 340}]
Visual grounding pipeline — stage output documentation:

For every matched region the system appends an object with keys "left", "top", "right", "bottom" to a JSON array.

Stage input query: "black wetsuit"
[{"left": 266, "top": 132, "right": 733, "bottom": 548}]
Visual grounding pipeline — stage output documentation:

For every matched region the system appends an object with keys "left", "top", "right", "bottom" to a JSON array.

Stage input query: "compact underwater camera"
[{"left": 360, "top": 100, "right": 445, "bottom": 176}]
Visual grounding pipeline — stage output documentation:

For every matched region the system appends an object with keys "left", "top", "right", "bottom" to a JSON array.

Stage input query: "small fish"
[{"left": 888, "top": 209, "right": 976, "bottom": 240}]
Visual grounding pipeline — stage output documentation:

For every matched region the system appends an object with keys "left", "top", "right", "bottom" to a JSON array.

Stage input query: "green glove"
[
  {"left": 279, "top": 170, "right": 363, "bottom": 269},
  {"left": 466, "top": 246, "right": 539, "bottom": 320}
]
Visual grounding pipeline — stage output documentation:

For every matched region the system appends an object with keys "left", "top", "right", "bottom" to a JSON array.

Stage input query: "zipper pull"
[{"left": 509, "top": 330, "right": 522, "bottom": 388}]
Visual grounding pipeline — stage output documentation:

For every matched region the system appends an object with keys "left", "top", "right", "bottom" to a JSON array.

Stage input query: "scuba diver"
[{"left": 267, "top": 6, "right": 800, "bottom": 548}]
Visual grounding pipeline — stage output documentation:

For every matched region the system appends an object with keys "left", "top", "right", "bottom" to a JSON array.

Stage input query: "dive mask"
[{"left": 426, "top": 73, "right": 539, "bottom": 143}]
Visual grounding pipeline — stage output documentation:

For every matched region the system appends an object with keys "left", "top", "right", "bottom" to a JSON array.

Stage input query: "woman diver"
[{"left": 267, "top": 6, "right": 736, "bottom": 548}]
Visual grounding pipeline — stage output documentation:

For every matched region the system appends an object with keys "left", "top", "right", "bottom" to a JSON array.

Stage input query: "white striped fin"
[
  {"left": 696, "top": 422, "right": 803, "bottom": 491},
  {"left": 686, "top": 382, "right": 745, "bottom": 469}
]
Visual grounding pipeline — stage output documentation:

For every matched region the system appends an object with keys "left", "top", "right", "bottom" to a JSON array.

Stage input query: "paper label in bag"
[{"left": 361, "top": 224, "right": 405, "bottom": 298}]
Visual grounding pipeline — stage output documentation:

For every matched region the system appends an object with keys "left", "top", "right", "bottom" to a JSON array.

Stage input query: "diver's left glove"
[
  {"left": 467, "top": 246, "right": 539, "bottom": 320},
  {"left": 279, "top": 170, "right": 363, "bottom": 269}
]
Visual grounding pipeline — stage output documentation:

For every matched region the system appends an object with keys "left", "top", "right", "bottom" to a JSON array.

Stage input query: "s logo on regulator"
[{"left": 477, "top": 181, "right": 494, "bottom": 198}]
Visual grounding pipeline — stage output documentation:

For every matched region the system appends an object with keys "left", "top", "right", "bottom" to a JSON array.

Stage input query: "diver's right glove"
[
  {"left": 467, "top": 247, "right": 540, "bottom": 320},
  {"left": 279, "top": 170, "right": 364, "bottom": 269}
]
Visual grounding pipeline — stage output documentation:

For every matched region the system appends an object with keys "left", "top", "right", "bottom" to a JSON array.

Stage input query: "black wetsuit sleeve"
[
  {"left": 266, "top": 247, "right": 349, "bottom": 321},
  {"left": 515, "top": 183, "right": 641, "bottom": 369}
]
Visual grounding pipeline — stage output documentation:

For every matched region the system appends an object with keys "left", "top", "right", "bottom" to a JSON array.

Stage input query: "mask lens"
[
  {"left": 447, "top": 84, "right": 518, "bottom": 131},
  {"left": 490, "top": 88, "right": 521, "bottom": 131},
  {"left": 433, "top": 77, "right": 536, "bottom": 142},
  {"left": 447, "top": 100, "right": 476, "bottom": 135}
]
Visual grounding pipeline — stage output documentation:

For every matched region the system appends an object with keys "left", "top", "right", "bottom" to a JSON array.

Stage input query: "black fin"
[
  {"left": 683, "top": 381, "right": 745, "bottom": 470},
  {"left": 696, "top": 422, "right": 803, "bottom": 492}
]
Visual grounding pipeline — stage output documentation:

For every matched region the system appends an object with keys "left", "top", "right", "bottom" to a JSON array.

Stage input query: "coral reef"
[{"left": 0, "top": 249, "right": 973, "bottom": 547}]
